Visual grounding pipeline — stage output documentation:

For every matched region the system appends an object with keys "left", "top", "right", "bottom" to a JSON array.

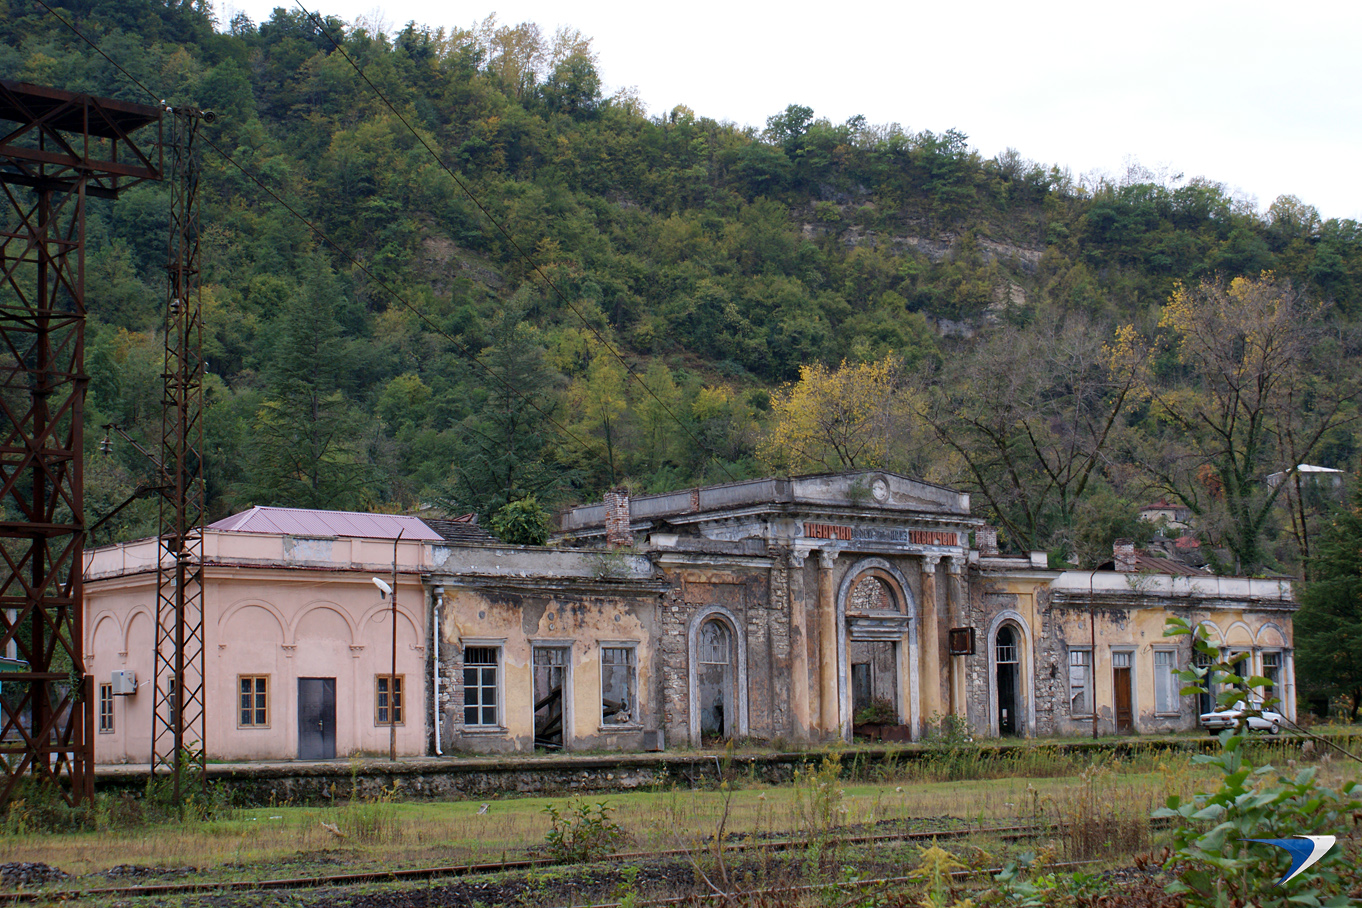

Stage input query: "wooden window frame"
[
  {"left": 600, "top": 644, "right": 639, "bottom": 728},
  {"left": 463, "top": 645, "right": 502, "bottom": 729},
  {"left": 238, "top": 674, "right": 270, "bottom": 728},
  {"left": 1260, "top": 650, "right": 1282, "bottom": 702},
  {"left": 1152, "top": 649, "right": 1180, "bottom": 715},
  {"left": 375, "top": 674, "right": 405, "bottom": 726},
  {"left": 98, "top": 682, "right": 115, "bottom": 733},
  {"left": 1068, "top": 647, "right": 1093, "bottom": 718}
]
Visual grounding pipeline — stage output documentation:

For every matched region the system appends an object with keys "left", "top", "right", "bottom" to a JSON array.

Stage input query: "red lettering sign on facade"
[
  {"left": 804, "top": 522, "right": 852, "bottom": 540},
  {"left": 909, "top": 530, "right": 958, "bottom": 546}
]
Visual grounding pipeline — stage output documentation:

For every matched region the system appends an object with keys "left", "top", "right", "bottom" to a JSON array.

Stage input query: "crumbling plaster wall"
[
  {"left": 439, "top": 583, "right": 660, "bottom": 754},
  {"left": 656, "top": 561, "right": 781, "bottom": 746},
  {"left": 965, "top": 573, "right": 1054, "bottom": 738}
]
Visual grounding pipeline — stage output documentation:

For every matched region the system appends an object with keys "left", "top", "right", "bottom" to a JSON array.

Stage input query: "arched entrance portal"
[
  {"left": 687, "top": 605, "right": 749, "bottom": 745},
  {"left": 985, "top": 611, "right": 1032, "bottom": 737},
  {"left": 995, "top": 625, "right": 1020, "bottom": 736},
  {"left": 849, "top": 575, "right": 900, "bottom": 722},
  {"left": 837, "top": 559, "right": 918, "bottom": 740}
]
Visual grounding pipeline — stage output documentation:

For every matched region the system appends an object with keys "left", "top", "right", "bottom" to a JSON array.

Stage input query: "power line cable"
[
  {"left": 294, "top": 3, "right": 739, "bottom": 483},
  {"left": 33, "top": 0, "right": 611, "bottom": 498}
]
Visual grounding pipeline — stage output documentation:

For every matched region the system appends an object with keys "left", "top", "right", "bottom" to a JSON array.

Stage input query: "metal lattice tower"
[
  {"left": 0, "top": 80, "right": 161, "bottom": 804},
  {"left": 151, "top": 108, "right": 209, "bottom": 801}
]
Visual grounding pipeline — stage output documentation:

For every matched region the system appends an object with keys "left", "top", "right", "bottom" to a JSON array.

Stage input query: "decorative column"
[
  {"left": 947, "top": 557, "right": 967, "bottom": 718},
  {"left": 817, "top": 549, "right": 839, "bottom": 735},
  {"left": 1284, "top": 649, "right": 1297, "bottom": 722},
  {"left": 919, "top": 555, "right": 942, "bottom": 727},
  {"left": 788, "top": 550, "right": 813, "bottom": 740}
]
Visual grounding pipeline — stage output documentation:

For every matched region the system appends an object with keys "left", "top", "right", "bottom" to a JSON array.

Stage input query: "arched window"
[
  {"left": 995, "top": 626, "right": 1018, "bottom": 665},
  {"left": 849, "top": 575, "right": 895, "bottom": 612},
  {"left": 995, "top": 625, "right": 1020, "bottom": 735},
  {"left": 985, "top": 612, "right": 1032, "bottom": 738},
  {"left": 700, "top": 621, "right": 731, "bottom": 666}
]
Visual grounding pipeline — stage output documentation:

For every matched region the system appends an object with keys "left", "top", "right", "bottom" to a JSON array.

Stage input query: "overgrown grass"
[{"left": 0, "top": 739, "right": 1352, "bottom": 891}]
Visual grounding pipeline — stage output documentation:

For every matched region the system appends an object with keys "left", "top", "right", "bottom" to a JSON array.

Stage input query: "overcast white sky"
[{"left": 217, "top": 0, "right": 1362, "bottom": 222}]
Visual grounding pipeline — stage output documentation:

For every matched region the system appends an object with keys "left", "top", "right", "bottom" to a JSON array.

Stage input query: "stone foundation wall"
[{"left": 95, "top": 738, "right": 1233, "bottom": 806}]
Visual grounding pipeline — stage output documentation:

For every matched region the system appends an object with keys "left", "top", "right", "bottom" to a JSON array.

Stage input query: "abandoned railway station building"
[{"left": 82, "top": 472, "right": 1297, "bottom": 762}]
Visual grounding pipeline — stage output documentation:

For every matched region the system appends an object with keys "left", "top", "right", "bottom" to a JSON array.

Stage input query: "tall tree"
[
  {"left": 758, "top": 355, "right": 920, "bottom": 474},
  {"left": 564, "top": 348, "right": 630, "bottom": 489},
  {"left": 1130, "top": 273, "right": 1360, "bottom": 573},
  {"left": 921, "top": 313, "right": 1144, "bottom": 554},
  {"left": 235, "top": 267, "right": 371, "bottom": 510},
  {"left": 1294, "top": 477, "right": 1362, "bottom": 719},
  {"left": 444, "top": 304, "right": 566, "bottom": 520}
]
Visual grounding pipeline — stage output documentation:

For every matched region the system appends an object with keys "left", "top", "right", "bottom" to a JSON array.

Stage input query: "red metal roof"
[{"left": 207, "top": 507, "right": 443, "bottom": 541}]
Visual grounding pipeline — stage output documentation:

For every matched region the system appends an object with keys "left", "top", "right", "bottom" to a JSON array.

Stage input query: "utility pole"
[
  {"left": 390, "top": 531, "right": 401, "bottom": 762},
  {"left": 151, "top": 106, "right": 212, "bottom": 804}
]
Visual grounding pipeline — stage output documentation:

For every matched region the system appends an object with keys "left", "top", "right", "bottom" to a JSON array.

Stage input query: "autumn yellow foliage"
[{"left": 758, "top": 356, "right": 921, "bottom": 473}]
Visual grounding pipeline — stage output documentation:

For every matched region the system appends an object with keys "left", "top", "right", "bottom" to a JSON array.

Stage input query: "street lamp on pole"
[{"left": 371, "top": 571, "right": 398, "bottom": 762}]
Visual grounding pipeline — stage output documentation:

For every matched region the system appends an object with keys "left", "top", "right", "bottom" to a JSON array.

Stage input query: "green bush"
[
  {"left": 542, "top": 799, "right": 624, "bottom": 863},
  {"left": 1157, "top": 617, "right": 1362, "bottom": 906},
  {"left": 1154, "top": 733, "right": 1359, "bottom": 906}
]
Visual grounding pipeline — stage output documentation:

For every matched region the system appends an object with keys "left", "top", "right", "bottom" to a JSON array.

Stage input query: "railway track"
[
  {"left": 558, "top": 860, "right": 1108, "bottom": 908},
  {"left": 0, "top": 821, "right": 1065, "bottom": 903}
]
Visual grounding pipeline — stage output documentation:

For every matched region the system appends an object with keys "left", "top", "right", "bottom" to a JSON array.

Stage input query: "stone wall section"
[
  {"left": 1032, "top": 586, "right": 1063, "bottom": 736},
  {"left": 654, "top": 563, "right": 783, "bottom": 746},
  {"left": 658, "top": 582, "right": 690, "bottom": 748},
  {"left": 428, "top": 592, "right": 460, "bottom": 753},
  {"left": 963, "top": 575, "right": 991, "bottom": 734},
  {"left": 765, "top": 545, "right": 793, "bottom": 739}
]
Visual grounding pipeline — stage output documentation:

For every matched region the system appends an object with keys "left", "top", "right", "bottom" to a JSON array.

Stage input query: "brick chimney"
[
  {"left": 1113, "top": 538, "right": 1137, "bottom": 572},
  {"left": 604, "top": 488, "right": 632, "bottom": 549},
  {"left": 976, "top": 525, "right": 999, "bottom": 556}
]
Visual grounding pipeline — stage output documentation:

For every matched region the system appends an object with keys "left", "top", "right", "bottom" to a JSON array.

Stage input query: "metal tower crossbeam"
[{"left": 0, "top": 79, "right": 160, "bottom": 805}]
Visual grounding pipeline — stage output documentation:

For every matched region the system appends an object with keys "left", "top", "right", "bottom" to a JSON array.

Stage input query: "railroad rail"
[{"left": 0, "top": 822, "right": 1065, "bottom": 902}]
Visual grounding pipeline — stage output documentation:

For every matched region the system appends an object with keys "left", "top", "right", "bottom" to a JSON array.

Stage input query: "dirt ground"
[{"left": 4, "top": 849, "right": 1188, "bottom": 908}]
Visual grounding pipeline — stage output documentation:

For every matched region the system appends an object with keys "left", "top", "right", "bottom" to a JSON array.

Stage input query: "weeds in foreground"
[
  {"left": 1055, "top": 760, "right": 1152, "bottom": 861},
  {"left": 793, "top": 754, "right": 846, "bottom": 843},
  {"left": 1156, "top": 617, "right": 1362, "bottom": 907},
  {"left": 908, "top": 844, "right": 970, "bottom": 908},
  {"left": 542, "top": 799, "right": 625, "bottom": 863},
  {"left": 332, "top": 780, "right": 400, "bottom": 844},
  {"left": 1155, "top": 731, "right": 1360, "bottom": 907}
]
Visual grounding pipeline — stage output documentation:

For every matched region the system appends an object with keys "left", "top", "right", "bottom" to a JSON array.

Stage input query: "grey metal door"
[{"left": 298, "top": 677, "right": 336, "bottom": 760}]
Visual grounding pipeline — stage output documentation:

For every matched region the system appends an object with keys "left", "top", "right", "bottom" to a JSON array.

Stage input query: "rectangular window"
[
  {"left": 1194, "top": 650, "right": 1216, "bottom": 715},
  {"left": 463, "top": 647, "right": 500, "bottom": 727},
  {"left": 1068, "top": 648, "right": 1092, "bottom": 716},
  {"left": 239, "top": 675, "right": 269, "bottom": 727},
  {"left": 1153, "top": 650, "right": 1179, "bottom": 714},
  {"left": 1228, "top": 650, "right": 1252, "bottom": 690},
  {"left": 98, "top": 682, "right": 114, "bottom": 733},
  {"left": 601, "top": 646, "right": 637, "bottom": 725},
  {"left": 376, "top": 674, "right": 404, "bottom": 726},
  {"left": 1261, "top": 652, "right": 1281, "bottom": 702}
]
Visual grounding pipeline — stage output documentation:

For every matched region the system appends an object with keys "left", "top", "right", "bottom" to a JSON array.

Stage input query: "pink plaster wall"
[{"left": 84, "top": 531, "right": 430, "bottom": 763}]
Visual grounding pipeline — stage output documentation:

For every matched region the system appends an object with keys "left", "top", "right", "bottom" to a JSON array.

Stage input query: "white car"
[{"left": 1200, "top": 700, "right": 1285, "bottom": 734}]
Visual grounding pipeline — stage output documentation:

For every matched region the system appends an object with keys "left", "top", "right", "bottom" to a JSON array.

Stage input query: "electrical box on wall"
[{"left": 111, "top": 670, "right": 137, "bottom": 695}]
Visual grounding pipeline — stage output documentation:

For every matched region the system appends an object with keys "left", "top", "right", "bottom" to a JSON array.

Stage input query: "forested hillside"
[{"left": 5, "top": 0, "right": 1360, "bottom": 574}]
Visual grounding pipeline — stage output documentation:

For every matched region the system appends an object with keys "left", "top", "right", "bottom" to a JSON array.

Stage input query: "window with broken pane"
[{"left": 601, "top": 646, "right": 637, "bottom": 725}]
